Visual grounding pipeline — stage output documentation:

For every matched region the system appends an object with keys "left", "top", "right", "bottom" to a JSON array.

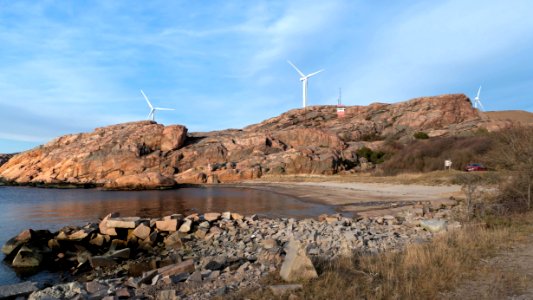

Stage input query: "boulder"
[
  {"left": 160, "top": 125, "right": 188, "bottom": 152},
  {"left": 2, "top": 229, "right": 33, "bottom": 256},
  {"left": 204, "top": 212, "right": 221, "bottom": 222},
  {"left": 164, "top": 232, "right": 183, "bottom": 249},
  {"left": 0, "top": 281, "right": 39, "bottom": 299},
  {"left": 157, "top": 259, "right": 195, "bottom": 277},
  {"left": 12, "top": 246, "right": 43, "bottom": 268},
  {"left": 155, "top": 219, "right": 179, "bottom": 232},
  {"left": 179, "top": 219, "right": 192, "bottom": 233},
  {"left": 89, "top": 256, "right": 118, "bottom": 268},
  {"left": 106, "top": 217, "right": 141, "bottom": 229},
  {"left": 280, "top": 240, "right": 318, "bottom": 282},
  {"left": 133, "top": 223, "right": 152, "bottom": 239},
  {"left": 420, "top": 219, "right": 448, "bottom": 233},
  {"left": 99, "top": 212, "right": 119, "bottom": 235}
]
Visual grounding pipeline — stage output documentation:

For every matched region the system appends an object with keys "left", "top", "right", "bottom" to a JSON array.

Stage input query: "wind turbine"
[
  {"left": 140, "top": 90, "right": 175, "bottom": 121},
  {"left": 287, "top": 60, "right": 324, "bottom": 108},
  {"left": 473, "top": 86, "right": 485, "bottom": 111}
]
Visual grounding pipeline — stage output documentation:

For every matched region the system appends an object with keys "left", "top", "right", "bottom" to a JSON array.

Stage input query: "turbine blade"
[
  {"left": 476, "top": 86, "right": 482, "bottom": 99},
  {"left": 306, "top": 69, "right": 324, "bottom": 78},
  {"left": 287, "top": 60, "right": 305, "bottom": 77},
  {"left": 155, "top": 107, "right": 175, "bottom": 111},
  {"left": 141, "top": 90, "right": 153, "bottom": 109}
]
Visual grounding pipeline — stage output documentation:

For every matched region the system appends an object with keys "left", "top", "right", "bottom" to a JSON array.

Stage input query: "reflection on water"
[{"left": 0, "top": 186, "right": 335, "bottom": 285}]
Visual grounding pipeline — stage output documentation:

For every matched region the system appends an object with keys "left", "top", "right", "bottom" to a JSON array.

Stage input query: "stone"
[
  {"left": 195, "top": 228, "right": 208, "bottom": 239},
  {"left": 29, "top": 282, "right": 85, "bottom": 300},
  {"left": 179, "top": 219, "right": 192, "bottom": 233},
  {"left": 157, "top": 259, "right": 195, "bottom": 277},
  {"left": 155, "top": 219, "right": 179, "bottom": 232},
  {"left": 67, "top": 229, "right": 90, "bottom": 240},
  {"left": 420, "top": 219, "right": 448, "bottom": 233},
  {"left": 221, "top": 211, "right": 231, "bottom": 220},
  {"left": 160, "top": 125, "right": 188, "bottom": 152},
  {"left": 2, "top": 229, "right": 33, "bottom": 256},
  {"left": 280, "top": 240, "right": 318, "bottom": 282},
  {"left": 85, "top": 281, "right": 108, "bottom": 295},
  {"left": 106, "top": 217, "right": 141, "bottom": 229},
  {"left": 116, "top": 287, "right": 131, "bottom": 298},
  {"left": 12, "top": 246, "right": 43, "bottom": 268},
  {"left": 231, "top": 213, "right": 244, "bottom": 221},
  {"left": 261, "top": 239, "right": 278, "bottom": 249},
  {"left": 99, "top": 212, "right": 120, "bottom": 236},
  {"left": 0, "top": 281, "right": 38, "bottom": 299},
  {"left": 157, "top": 289, "right": 178, "bottom": 300},
  {"left": 269, "top": 284, "right": 303, "bottom": 296},
  {"left": 109, "top": 248, "right": 131, "bottom": 259},
  {"left": 89, "top": 256, "right": 118, "bottom": 268},
  {"left": 164, "top": 231, "right": 184, "bottom": 249},
  {"left": 89, "top": 233, "right": 106, "bottom": 247},
  {"left": 131, "top": 223, "right": 151, "bottom": 239},
  {"left": 204, "top": 212, "right": 221, "bottom": 222}
]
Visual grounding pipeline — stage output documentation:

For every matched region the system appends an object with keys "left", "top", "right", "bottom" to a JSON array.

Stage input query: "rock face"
[
  {"left": 0, "top": 153, "right": 14, "bottom": 168},
  {"left": 0, "top": 94, "right": 511, "bottom": 188}
]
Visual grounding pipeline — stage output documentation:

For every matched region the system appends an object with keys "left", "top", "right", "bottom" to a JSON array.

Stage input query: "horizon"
[{"left": 1, "top": 1, "right": 533, "bottom": 153}]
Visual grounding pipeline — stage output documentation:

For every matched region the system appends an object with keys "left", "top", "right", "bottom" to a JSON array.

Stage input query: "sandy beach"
[{"left": 237, "top": 181, "right": 462, "bottom": 217}]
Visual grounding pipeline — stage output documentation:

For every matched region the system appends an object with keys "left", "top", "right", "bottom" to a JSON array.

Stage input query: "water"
[{"left": 0, "top": 185, "right": 335, "bottom": 285}]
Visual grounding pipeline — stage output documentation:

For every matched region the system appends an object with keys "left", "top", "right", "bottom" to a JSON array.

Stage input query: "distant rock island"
[{"left": 0, "top": 94, "right": 531, "bottom": 189}]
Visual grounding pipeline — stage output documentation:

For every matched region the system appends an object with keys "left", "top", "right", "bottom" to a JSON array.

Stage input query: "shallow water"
[{"left": 0, "top": 185, "right": 335, "bottom": 286}]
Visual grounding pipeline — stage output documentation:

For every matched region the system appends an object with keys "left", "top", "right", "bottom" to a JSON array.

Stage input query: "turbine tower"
[
  {"left": 140, "top": 90, "right": 175, "bottom": 121},
  {"left": 473, "top": 86, "right": 485, "bottom": 111},
  {"left": 287, "top": 60, "right": 324, "bottom": 108}
]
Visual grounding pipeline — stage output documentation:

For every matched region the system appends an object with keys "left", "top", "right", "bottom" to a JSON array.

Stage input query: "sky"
[{"left": 1, "top": 0, "right": 533, "bottom": 153}]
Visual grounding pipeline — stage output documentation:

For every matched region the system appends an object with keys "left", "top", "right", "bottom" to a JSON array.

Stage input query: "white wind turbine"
[
  {"left": 287, "top": 60, "right": 324, "bottom": 108},
  {"left": 140, "top": 90, "right": 175, "bottom": 121},
  {"left": 473, "top": 86, "right": 485, "bottom": 111}
]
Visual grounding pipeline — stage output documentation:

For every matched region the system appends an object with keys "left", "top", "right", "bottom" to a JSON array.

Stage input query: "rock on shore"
[
  {"left": 0, "top": 94, "right": 505, "bottom": 189},
  {"left": 2, "top": 205, "right": 457, "bottom": 299}
]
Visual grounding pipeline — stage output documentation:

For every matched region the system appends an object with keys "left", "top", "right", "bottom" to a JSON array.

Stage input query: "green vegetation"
[
  {"left": 413, "top": 131, "right": 429, "bottom": 139},
  {"left": 356, "top": 146, "right": 387, "bottom": 164}
]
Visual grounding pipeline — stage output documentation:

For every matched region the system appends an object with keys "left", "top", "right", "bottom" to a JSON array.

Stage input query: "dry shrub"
[
  {"left": 487, "top": 126, "right": 533, "bottom": 212},
  {"left": 380, "top": 136, "right": 492, "bottom": 175}
]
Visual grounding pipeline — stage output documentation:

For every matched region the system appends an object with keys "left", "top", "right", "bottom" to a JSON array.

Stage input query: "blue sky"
[{"left": 1, "top": 0, "right": 533, "bottom": 153}]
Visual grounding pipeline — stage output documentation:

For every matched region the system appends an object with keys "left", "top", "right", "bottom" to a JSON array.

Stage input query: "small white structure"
[
  {"left": 287, "top": 60, "right": 324, "bottom": 108},
  {"left": 140, "top": 90, "right": 175, "bottom": 121},
  {"left": 444, "top": 159, "right": 453, "bottom": 170}
]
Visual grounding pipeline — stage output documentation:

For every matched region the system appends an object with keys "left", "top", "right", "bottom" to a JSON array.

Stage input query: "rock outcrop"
[
  {"left": 0, "top": 153, "right": 14, "bottom": 168},
  {"left": 0, "top": 94, "right": 518, "bottom": 188}
]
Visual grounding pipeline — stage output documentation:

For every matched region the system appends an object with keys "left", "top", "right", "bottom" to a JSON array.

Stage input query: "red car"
[{"left": 465, "top": 163, "right": 487, "bottom": 172}]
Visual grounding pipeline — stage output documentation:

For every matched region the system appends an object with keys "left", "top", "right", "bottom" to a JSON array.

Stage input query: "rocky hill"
[{"left": 0, "top": 94, "right": 519, "bottom": 189}]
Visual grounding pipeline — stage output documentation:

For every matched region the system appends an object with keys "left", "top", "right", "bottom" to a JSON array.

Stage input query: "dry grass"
[{"left": 231, "top": 214, "right": 533, "bottom": 300}]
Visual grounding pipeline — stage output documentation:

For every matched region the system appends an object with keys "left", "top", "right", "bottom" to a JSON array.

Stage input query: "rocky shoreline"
[{"left": 0, "top": 202, "right": 458, "bottom": 299}]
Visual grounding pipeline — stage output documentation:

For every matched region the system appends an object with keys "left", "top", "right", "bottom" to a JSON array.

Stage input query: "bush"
[
  {"left": 356, "top": 147, "right": 387, "bottom": 164},
  {"left": 413, "top": 131, "right": 429, "bottom": 139},
  {"left": 381, "top": 135, "right": 493, "bottom": 175}
]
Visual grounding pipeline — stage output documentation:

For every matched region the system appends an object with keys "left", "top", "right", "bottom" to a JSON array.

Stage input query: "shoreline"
[{"left": 1, "top": 208, "right": 456, "bottom": 299}]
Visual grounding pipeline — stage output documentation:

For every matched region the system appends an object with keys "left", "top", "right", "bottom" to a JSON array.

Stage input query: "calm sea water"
[{"left": 0, "top": 185, "right": 335, "bottom": 286}]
